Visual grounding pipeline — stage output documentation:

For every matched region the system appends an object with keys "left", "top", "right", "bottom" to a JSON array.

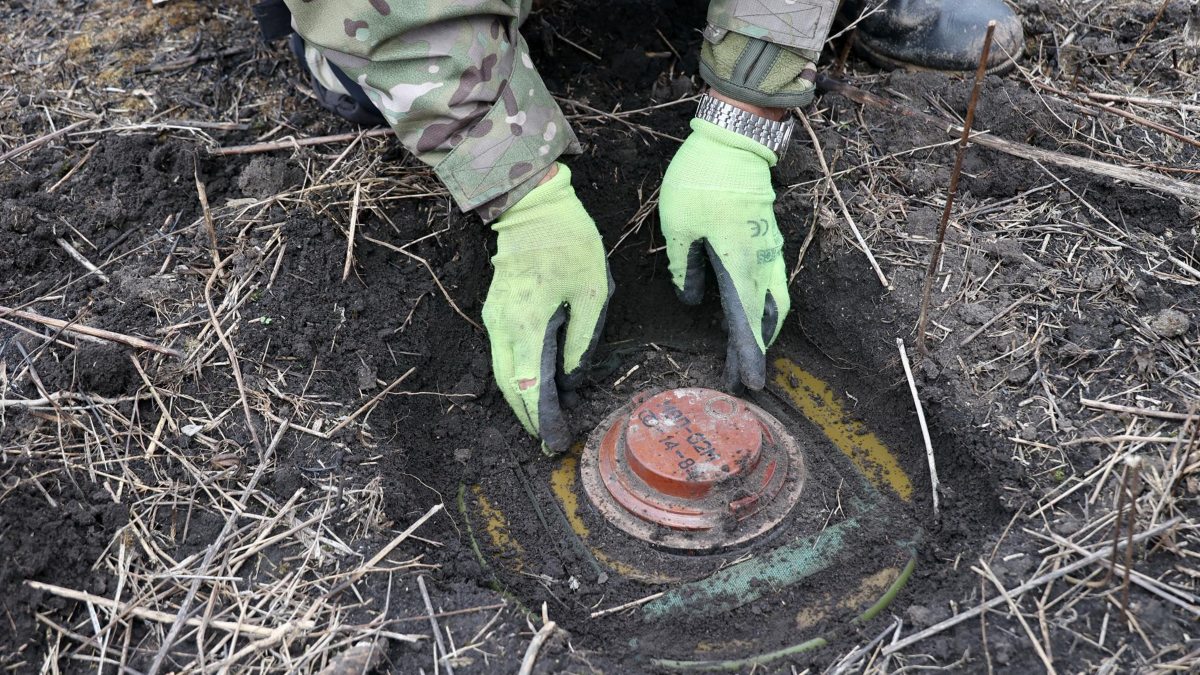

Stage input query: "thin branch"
[
  {"left": 25, "top": 580, "right": 313, "bottom": 640},
  {"left": 815, "top": 77, "right": 1200, "bottom": 203},
  {"left": 798, "top": 111, "right": 891, "bottom": 289},
  {"left": 362, "top": 235, "right": 482, "bottom": 331},
  {"left": 897, "top": 338, "right": 940, "bottom": 514},
  {"left": 328, "top": 503, "right": 443, "bottom": 598},
  {"left": 590, "top": 592, "right": 665, "bottom": 618},
  {"left": 343, "top": 183, "right": 361, "bottom": 282},
  {"left": 55, "top": 238, "right": 110, "bottom": 282},
  {"left": 1080, "top": 398, "right": 1195, "bottom": 422},
  {"left": 917, "top": 21, "right": 996, "bottom": 350},
  {"left": 882, "top": 517, "right": 1184, "bottom": 655},
  {"left": 417, "top": 575, "right": 455, "bottom": 675},
  {"left": 517, "top": 613, "right": 559, "bottom": 675},
  {"left": 0, "top": 120, "right": 89, "bottom": 163},
  {"left": 0, "top": 305, "right": 182, "bottom": 357},
  {"left": 210, "top": 128, "right": 394, "bottom": 156}
]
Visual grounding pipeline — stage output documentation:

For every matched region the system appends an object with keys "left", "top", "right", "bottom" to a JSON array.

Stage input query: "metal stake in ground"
[{"left": 915, "top": 20, "right": 997, "bottom": 353}]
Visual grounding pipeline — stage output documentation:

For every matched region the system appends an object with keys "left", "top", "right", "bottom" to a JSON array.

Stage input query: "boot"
[
  {"left": 288, "top": 34, "right": 387, "bottom": 127},
  {"left": 841, "top": 0, "right": 1023, "bottom": 73}
]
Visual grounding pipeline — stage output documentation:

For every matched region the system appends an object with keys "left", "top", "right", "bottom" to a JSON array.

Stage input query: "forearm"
[
  {"left": 707, "top": 89, "right": 787, "bottom": 121},
  {"left": 700, "top": 0, "right": 838, "bottom": 109},
  {"left": 282, "top": 0, "right": 578, "bottom": 222}
]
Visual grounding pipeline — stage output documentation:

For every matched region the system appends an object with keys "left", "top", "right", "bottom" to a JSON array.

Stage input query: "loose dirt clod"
[{"left": 1148, "top": 308, "right": 1191, "bottom": 338}]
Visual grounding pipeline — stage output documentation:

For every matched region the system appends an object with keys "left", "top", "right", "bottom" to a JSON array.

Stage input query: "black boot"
[
  {"left": 841, "top": 0, "right": 1023, "bottom": 73},
  {"left": 288, "top": 34, "right": 387, "bottom": 127}
]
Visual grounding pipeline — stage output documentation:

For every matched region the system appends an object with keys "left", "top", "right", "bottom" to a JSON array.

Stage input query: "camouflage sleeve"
[
  {"left": 700, "top": 0, "right": 839, "bottom": 108},
  {"left": 706, "top": 0, "right": 839, "bottom": 51},
  {"left": 282, "top": 0, "right": 579, "bottom": 222}
]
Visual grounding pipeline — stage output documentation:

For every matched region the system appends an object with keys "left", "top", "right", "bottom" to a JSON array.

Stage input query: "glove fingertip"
[
  {"left": 742, "top": 355, "right": 767, "bottom": 391},
  {"left": 539, "top": 427, "right": 572, "bottom": 456},
  {"left": 536, "top": 306, "right": 572, "bottom": 455},
  {"left": 735, "top": 326, "right": 767, "bottom": 391},
  {"left": 724, "top": 358, "right": 746, "bottom": 396}
]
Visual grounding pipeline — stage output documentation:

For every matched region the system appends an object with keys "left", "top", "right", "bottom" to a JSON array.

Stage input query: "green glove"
[
  {"left": 659, "top": 118, "right": 790, "bottom": 391},
  {"left": 482, "top": 163, "right": 613, "bottom": 454}
]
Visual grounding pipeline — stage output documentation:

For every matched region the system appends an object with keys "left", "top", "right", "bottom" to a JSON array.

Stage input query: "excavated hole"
[{"left": 452, "top": 249, "right": 1010, "bottom": 668}]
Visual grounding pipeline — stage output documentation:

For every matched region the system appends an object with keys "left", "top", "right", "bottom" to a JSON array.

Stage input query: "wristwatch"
[{"left": 695, "top": 93, "right": 795, "bottom": 159}]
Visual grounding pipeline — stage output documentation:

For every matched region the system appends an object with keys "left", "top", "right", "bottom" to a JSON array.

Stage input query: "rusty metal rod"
[{"left": 915, "top": 20, "right": 997, "bottom": 352}]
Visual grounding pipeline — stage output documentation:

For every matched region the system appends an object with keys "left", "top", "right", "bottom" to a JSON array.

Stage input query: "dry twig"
[
  {"left": 1080, "top": 399, "right": 1194, "bottom": 422},
  {"left": 362, "top": 235, "right": 482, "bottom": 331},
  {"left": 328, "top": 503, "right": 443, "bottom": 597},
  {"left": 55, "top": 238, "right": 110, "bottom": 282},
  {"left": 0, "top": 120, "right": 89, "bottom": 163},
  {"left": 343, "top": 183, "right": 361, "bottom": 282},
  {"left": 883, "top": 517, "right": 1184, "bottom": 655},
  {"left": 799, "top": 111, "right": 891, "bottom": 289},
  {"left": 210, "top": 128, "right": 394, "bottom": 156},
  {"left": 517, "top": 605, "right": 559, "bottom": 675},
  {"left": 0, "top": 305, "right": 182, "bottom": 357},
  {"left": 417, "top": 575, "right": 455, "bottom": 675},
  {"left": 897, "top": 338, "right": 940, "bottom": 514},
  {"left": 815, "top": 77, "right": 1200, "bottom": 202},
  {"left": 24, "top": 580, "right": 313, "bottom": 639},
  {"left": 589, "top": 592, "right": 665, "bottom": 618}
]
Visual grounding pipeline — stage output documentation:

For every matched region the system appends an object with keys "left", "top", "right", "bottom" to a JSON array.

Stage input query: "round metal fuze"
[{"left": 580, "top": 388, "right": 806, "bottom": 551}]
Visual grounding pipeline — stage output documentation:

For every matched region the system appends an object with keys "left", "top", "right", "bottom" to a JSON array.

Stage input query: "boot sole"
[{"left": 854, "top": 35, "right": 1020, "bottom": 76}]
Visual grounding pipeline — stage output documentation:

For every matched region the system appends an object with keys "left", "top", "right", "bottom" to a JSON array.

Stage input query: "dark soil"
[{"left": 2, "top": 0, "right": 1197, "bottom": 673}]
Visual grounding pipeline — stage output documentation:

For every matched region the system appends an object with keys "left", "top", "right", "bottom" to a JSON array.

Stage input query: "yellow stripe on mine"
[
  {"left": 472, "top": 486, "right": 526, "bottom": 572},
  {"left": 772, "top": 357, "right": 913, "bottom": 501}
]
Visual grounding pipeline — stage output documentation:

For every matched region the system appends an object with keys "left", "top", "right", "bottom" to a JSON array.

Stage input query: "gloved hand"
[
  {"left": 482, "top": 163, "right": 613, "bottom": 455},
  {"left": 659, "top": 118, "right": 790, "bottom": 391}
]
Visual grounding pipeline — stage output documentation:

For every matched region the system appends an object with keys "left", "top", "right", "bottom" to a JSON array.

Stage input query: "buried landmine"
[{"left": 462, "top": 357, "right": 924, "bottom": 669}]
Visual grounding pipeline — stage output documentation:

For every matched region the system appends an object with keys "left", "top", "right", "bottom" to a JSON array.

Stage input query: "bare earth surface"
[{"left": 1, "top": 1, "right": 1198, "bottom": 673}]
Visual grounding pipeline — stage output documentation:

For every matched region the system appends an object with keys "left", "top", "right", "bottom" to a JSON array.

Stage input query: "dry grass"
[
  {"left": 795, "top": 1, "right": 1200, "bottom": 671},
  {"left": 1, "top": 0, "right": 1197, "bottom": 673},
  {"left": 1, "top": 3, "right": 496, "bottom": 672},
  {"left": 0, "top": 159, "right": 461, "bottom": 671}
]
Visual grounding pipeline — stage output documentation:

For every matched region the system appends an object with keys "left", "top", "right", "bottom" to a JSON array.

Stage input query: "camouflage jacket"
[{"left": 284, "top": 1, "right": 837, "bottom": 221}]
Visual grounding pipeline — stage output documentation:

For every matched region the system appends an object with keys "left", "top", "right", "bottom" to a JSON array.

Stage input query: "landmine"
[
  {"left": 460, "top": 358, "right": 921, "bottom": 670},
  {"left": 581, "top": 388, "right": 806, "bottom": 551}
]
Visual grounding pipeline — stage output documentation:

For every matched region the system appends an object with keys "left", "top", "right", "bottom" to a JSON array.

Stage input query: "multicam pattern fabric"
[
  {"left": 706, "top": 0, "right": 839, "bottom": 52},
  {"left": 283, "top": 0, "right": 579, "bottom": 221},
  {"left": 284, "top": 1, "right": 837, "bottom": 220}
]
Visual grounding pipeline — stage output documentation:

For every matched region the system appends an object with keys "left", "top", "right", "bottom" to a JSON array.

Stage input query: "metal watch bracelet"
[{"left": 695, "top": 93, "right": 794, "bottom": 159}]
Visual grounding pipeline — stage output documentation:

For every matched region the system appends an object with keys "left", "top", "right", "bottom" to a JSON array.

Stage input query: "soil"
[{"left": 2, "top": 0, "right": 1198, "bottom": 673}]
